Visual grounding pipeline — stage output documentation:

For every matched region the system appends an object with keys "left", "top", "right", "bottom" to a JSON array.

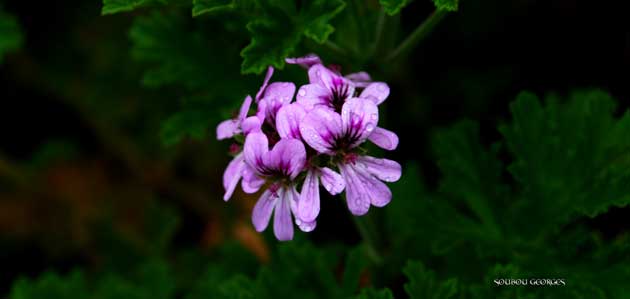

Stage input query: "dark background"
[{"left": 0, "top": 0, "right": 628, "bottom": 296}]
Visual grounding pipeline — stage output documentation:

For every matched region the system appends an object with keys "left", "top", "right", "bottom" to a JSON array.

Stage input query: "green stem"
[
  {"left": 351, "top": 212, "right": 383, "bottom": 265},
  {"left": 386, "top": 9, "right": 449, "bottom": 62},
  {"left": 369, "top": 10, "right": 386, "bottom": 57}
]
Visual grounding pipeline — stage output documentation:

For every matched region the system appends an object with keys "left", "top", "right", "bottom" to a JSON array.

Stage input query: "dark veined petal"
[
  {"left": 298, "top": 170, "right": 320, "bottom": 223},
  {"left": 274, "top": 187, "right": 294, "bottom": 241},
  {"left": 243, "top": 132, "right": 268, "bottom": 171},
  {"left": 368, "top": 126, "right": 399, "bottom": 150},
  {"left": 296, "top": 83, "right": 331, "bottom": 111},
  {"left": 276, "top": 103, "right": 306, "bottom": 139},
  {"left": 299, "top": 108, "right": 343, "bottom": 154},
  {"left": 341, "top": 98, "right": 379, "bottom": 148},
  {"left": 360, "top": 82, "right": 390, "bottom": 105},
  {"left": 264, "top": 138, "right": 306, "bottom": 179}
]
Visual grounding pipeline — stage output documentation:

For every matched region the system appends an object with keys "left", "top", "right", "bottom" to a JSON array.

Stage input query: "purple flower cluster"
[{"left": 217, "top": 54, "right": 401, "bottom": 241}]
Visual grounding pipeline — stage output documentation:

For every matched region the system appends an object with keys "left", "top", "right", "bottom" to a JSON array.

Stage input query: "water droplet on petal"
[
  {"left": 365, "top": 124, "right": 374, "bottom": 132},
  {"left": 371, "top": 113, "right": 378, "bottom": 121},
  {"left": 298, "top": 88, "right": 306, "bottom": 97}
]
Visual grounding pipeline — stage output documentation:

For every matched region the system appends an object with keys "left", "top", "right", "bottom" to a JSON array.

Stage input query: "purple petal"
[
  {"left": 276, "top": 103, "right": 306, "bottom": 139},
  {"left": 216, "top": 119, "right": 239, "bottom": 140},
  {"left": 260, "top": 82, "right": 295, "bottom": 122},
  {"left": 341, "top": 98, "right": 379, "bottom": 148},
  {"left": 345, "top": 72, "right": 372, "bottom": 88},
  {"left": 298, "top": 170, "right": 320, "bottom": 222},
  {"left": 255, "top": 66, "right": 274, "bottom": 103},
  {"left": 339, "top": 163, "right": 371, "bottom": 216},
  {"left": 241, "top": 165, "right": 265, "bottom": 194},
  {"left": 237, "top": 95, "right": 253, "bottom": 121},
  {"left": 368, "top": 126, "right": 399, "bottom": 150},
  {"left": 360, "top": 82, "right": 390, "bottom": 105},
  {"left": 320, "top": 167, "right": 345, "bottom": 195},
  {"left": 252, "top": 189, "right": 278, "bottom": 232},
  {"left": 241, "top": 116, "right": 262, "bottom": 135},
  {"left": 264, "top": 139, "right": 306, "bottom": 179},
  {"left": 222, "top": 153, "right": 245, "bottom": 201},
  {"left": 308, "top": 64, "right": 354, "bottom": 95},
  {"left": 296, "top": 83, "right": 331, "bottom": 111},
  {"left": 296, "top": 219, "right": 317, "bottom": 232},
  {"left": 299, "top": 108, "right": 343, "bottom": 154},
  {"left": 285, "top": 54, "right": 322, "bottom": 69},
  {"left": 243, "top": 132, "right": 268, "bottom": 171},
  {"left": 353, "top": 163, "right": 392, "bottom": 207},
  {"left": 273, "top": 187, "right": 294, "bottom": 241},
  {"left": 356, "top": 156, "right": 402, "bottom": 182}
]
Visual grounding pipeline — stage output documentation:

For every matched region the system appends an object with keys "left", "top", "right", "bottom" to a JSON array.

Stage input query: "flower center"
[{"left": 330, "top": 78, "right": 349, "bottom": 112}]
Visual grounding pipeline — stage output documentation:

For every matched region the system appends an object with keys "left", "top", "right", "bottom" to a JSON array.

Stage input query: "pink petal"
[
  {"left": 238, "top": 95, "right": 253, "bottom": 121},
  {"left": 273, "top": 187, "right": 294, "bottom": 241},
  {"left": 308, "top": 64, "right": 337, "bottom": 88},
  {"left": 296, "top": 219, "right": 317, "bottom": 232},
  {"left": 265, "top": 139, "right": 306, "bottom": 179},
  {"left": 276, "top": 103, "right": 306, "bottom": 139},
  {"left": 298, "top": 170, "right": 320, "bottom": 222},
  {"left": 285, "top": 54, "right": 322, "bottom": 68},
  {"left": 296, "top": 83, "right": 331, "bottom": 111},
  {"left": 241, "top": 165, "right": 265, "bottom": 194},
  {"left": 216, "top": 119, "right": 239, "bottom": 140},
  {"left": 345, "top": 72, "right": 372, "bottom": 88},
  {"left": 241, "top": 116, "right": 262, "bottom": 135},
  {"left": 243, "top": 132, "right": 268, "bottom": 171},
  {"left": 255, "top": 66, "right": 274, "bottom": 103},
  {"left": 320, "top": 167, "right": 345, "bottom": 195},
  {"left": 260, "top": 82, "right": 295, "bottom": 122},
  {"left": 341, "top": 98, "right": 379, "bottom": 148},
  {"left": 360, "top": 82, "right": 390, "bottom": 105},
  {"left": 222, "top": 153, "right": 245, "bottom": 201},
  {"left": 356, "top": 156, "right": 402, "bottom": 182},
  {"left": 353, "top": 163, "right": 392, "bottom": 207},
  {"left": 368, "top": 126, "right": 399, "bottom": 150},
  {"left": 252, "top": 189, "right": 278, "bottom": 232},
  {"left": 339, "top": 163, "right": 371, "bottom": 216},
  {"left": 299, "top": 108, "right": 343, "bottom": 154}
]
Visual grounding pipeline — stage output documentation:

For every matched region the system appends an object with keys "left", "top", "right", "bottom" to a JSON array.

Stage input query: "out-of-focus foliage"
[{"left": 0, "top": 8, "right": 22, "bottom": 63}]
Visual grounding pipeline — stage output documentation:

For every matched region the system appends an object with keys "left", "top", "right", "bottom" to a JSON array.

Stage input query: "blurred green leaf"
[
  {"left": 10, "top": 271, "right": 88, "bottom": 299},
  {"left": 192, "top": 0, "right": 235, "bottom": 16},
  {"left": 160, "top": 109, "right": 212, "bottom": 146},
  {"left": 379, "top": 0, "right": 412, "bottom": 15},
  {"left": 403, "top": 261, "right": 458, "bottom": 299},
  {"left": 355, "top": 287, "right": 394, "bottom": 299},
  {"left": 102, "top": 0, "right": 170, "bottom": 15},
  {"left": 0, "top": 8, "right": 23, "bottom": 63},
  {"left": 432, "top": 0, "right": 458, "bottom": 11}
]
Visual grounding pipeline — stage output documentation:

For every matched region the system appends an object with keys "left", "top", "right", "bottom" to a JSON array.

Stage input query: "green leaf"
[
  {"left": 379, "top": 0, "right": 412, "bottom": 15},
  {"left": 10, "top": 271, "right": 88, "bottom": 299},
  {"left": 341, "top": 246, "right": 370, "bottom": 296},
  {"left": 192, "top": 0, "right": 235, "bottom": 16},
  {"left": 160, "top": 110, "right": 212, "bottom": 146},
  {"left": 240, "top": 0, "right": 345, "bottom": 74},
  {"left": 0, "top": 9, "right": 23, "bottom": 63},
  {"left": 500, "top": 90, "right": 630, "bottom": 237},
  {"left": 404, "top": 261, "right": 458, "bottom": 299},
  {"left": 432, "top": 120, "right": 507, "bottom": 237},
  {"left": 102, "top": 0, "right": 168, "bottom": 15},
  {"left": 355, "top": 287, "right": 395, "bottom": 299},
  {"left": 432, "top": 0, "right": 458, "bottom": 12}
]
